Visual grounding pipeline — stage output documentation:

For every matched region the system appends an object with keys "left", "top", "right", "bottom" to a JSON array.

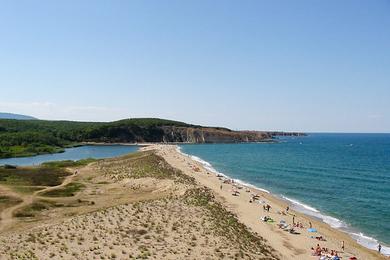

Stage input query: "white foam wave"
[
  {"left": 282, "top": 196, "right": 347, "bottom": 229},
  {"left": 176, "top": 146, "right": 226, "bottom": 176},
  {"left": 176, "top": 146, "right": 268, "bottom": 193},
  {"left": 233, "top": 179, "right": 270, "bottom": 193},
  {"left": 272, "top": 196, "right": 390, "bottom": 255},
  {"left": 322, "top": 215, "right": 346, "bottom": 229},
  {"left": 351, "top": 232, "right": 390, "bottom": 256},
  {"left": 175, "top": 145, "right": 389, "bottom": 256},
  {"left": 282, "top": 196, "right": 320, "bottom": 213}
]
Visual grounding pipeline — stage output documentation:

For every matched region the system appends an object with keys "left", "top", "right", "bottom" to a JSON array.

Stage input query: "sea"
[{"left": 179, "top": 133, "right": 390, "bottom": 256}]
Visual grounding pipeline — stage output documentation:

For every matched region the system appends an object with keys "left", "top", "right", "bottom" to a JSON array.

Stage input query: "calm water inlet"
[{"left": 0, "top": 145, "right": 138, "bottom": 166}]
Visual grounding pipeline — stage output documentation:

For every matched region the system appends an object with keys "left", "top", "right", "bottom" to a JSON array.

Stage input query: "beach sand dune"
[{"left": 0, "top": 149, "right": 279, "bottom": 259}]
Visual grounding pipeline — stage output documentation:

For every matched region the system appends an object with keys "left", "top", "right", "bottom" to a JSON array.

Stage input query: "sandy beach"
[{"left": 145, "top": 144, "right": 386, "bottom": 260}]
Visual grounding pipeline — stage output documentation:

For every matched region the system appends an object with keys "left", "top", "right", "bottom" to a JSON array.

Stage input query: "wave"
[
  {"left": 176, "top": 145, "right": 390, "bottom": 256},
  {"left": 281, "top": 196, "right": 347, "bottom": 229},
  {"left": 281, "top": 195, "right": 390, "bottom": 255},
  {"left": 176, "top": 146, "right": 269, "bottom": 193},
  {"left": 349, "top": 232, "right": 390, "bottom": 256},
  {"left": 281, "top": 196, "right": 320, "bottom": 213}
]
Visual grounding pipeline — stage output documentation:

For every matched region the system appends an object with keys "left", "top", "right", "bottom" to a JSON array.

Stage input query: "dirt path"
[{"left": 0, "top": 170, "right": 78, "bottom": 232}]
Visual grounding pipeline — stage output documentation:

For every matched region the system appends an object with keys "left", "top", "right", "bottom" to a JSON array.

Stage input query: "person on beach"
[
  {"left": 378, "top": 244, "right": 381, "bottom": 253},
  {"left": 315, "top": 244, "right": 322, "bottom": 256},
  {"left": 309, "top": 221, "right": 312, "bottom": 228},
  {"left": 293, "top": 215, "right": 295, "bottom": 225},
  {"left": 220, "top": 184, "right": 222, "bottom": 190},
  {"left": 286, "top": 206, "right": 289, "bottom": 213},
  {"left": 341, "top": 240, "right": 345, "bottom": 251}
]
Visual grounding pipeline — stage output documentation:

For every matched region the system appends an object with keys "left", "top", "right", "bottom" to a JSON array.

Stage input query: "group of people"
[
  {"left": 315, "top": 235, "right": 326, "bottom": 241},
  {"left": 312, "top": 244, "right": 341, "bottom": 260},
  {"left": 263, "top": 204, "right": 271, "bottom": 212},
  {"left": 293, "top": 221, "right": 305, "bottom": 229}
]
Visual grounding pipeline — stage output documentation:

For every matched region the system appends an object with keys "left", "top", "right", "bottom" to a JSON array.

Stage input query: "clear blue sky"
[{"left": 0, "top": 0, "right": 389, "bottom": 132}]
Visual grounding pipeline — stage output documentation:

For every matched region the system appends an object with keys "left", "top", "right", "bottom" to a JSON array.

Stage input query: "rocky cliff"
[
  {"left": 84, "top": 125, "right": 305, "bottom": 144},
  {"left": 160, "top": 126, "right": 273, "bottom": 143}
]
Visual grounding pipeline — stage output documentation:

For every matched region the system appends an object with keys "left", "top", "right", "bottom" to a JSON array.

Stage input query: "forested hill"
[
  {"left": 0, "top": 112, "right": 37, "bottom": 120},
  {"left": 0, "top": 118, "right": 304, "bottom": 158}
]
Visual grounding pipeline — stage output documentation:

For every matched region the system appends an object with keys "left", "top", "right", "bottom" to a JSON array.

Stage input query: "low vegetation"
[
  {"left": 13, "top": 200, "right": 66, "bottom": 218},
  {"left": 10, "top": 186, "right": 45, "bottom": 194},
  {"left": 41, "top": 158, "right": 97, "bottom": 168},
  {"left": 0, "top": 195, "right": 23, "bottom": 212},
  {"left": 97, "top": 151, "right": 195, "bottom": 184},
  {"left": 0, "top": 166, "right": 70, "bottom": 187},
  {"left": 39, "top": 182, "right": 85, "bottom": 197}
]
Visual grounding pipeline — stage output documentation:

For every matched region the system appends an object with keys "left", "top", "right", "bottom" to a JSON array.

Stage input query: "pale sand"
[{"left": 145, "top": 144, "right": 386, "bottom": 260}]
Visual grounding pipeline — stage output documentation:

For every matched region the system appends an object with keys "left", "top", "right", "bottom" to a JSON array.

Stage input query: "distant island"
[
  {"left": 0, "top": 112, "right": 37, "bottom": 120},
  {"left": 0, "top": 117, "right": 305, "bottom": 158}
]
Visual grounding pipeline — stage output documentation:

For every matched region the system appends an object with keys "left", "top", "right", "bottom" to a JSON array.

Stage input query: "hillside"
[
  {"left": 0, "top": 118, "right": 303, "bottom": 158},
  {"left": 0, "top": 113, "right": 37, "bottom": 120}
]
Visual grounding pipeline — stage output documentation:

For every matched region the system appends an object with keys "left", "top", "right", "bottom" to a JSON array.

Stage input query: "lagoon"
[{"left": 0, "top": 145, "right": 138, "bottom": 166}]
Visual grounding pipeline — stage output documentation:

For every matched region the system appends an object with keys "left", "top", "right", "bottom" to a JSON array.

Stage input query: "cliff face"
[
  {"left": 85, "top": 125, "right": 306, "bottom": 144},
  {"left": 84, "top": 126, "right": 274, "bottom": 143},
  {"left": 161, "top": 126, "right": 272, "bottom": 143}
]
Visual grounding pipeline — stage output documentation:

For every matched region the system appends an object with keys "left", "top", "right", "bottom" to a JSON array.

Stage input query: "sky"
[{"left": 0, "top": 0, "right": 389, "bottom": 133}]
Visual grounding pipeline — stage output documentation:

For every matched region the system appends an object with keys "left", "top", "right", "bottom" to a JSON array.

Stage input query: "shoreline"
[
  {"left": 145, "top": 144, "right": 387, "bottom": 259},
  {"left": 174, "top": 145, "right": 390, "bottom": 257}
]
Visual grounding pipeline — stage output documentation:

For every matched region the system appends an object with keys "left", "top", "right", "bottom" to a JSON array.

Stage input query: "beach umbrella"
[{"left": 307, "top": 228, "right": 317, "bottom": 233}]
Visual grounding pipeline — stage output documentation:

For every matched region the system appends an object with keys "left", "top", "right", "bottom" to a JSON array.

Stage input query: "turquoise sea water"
[
  {"left": 179, "top": 134, "right": 390, "bottom": 255},
  {"left": 0, "top": 145, "right": 138, "bottom": 166}
]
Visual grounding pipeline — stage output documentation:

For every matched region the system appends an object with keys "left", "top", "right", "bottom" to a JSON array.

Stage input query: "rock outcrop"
[{"left": 160, "top": 126, "right": 273, "bottom": 143}]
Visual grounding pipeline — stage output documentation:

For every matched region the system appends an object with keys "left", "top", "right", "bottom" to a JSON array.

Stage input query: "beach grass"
[
  {"left": 11, "top": 186, "right": 45, "bottom": 194},
  {"left": 13, "top": 200, "right": 66, "bottom": 218},
  {"left": 0, "top": 166, "right": 70, "bottom": 187},
  {"left": 41, "top": 158, "right": 98, "bottom": 168},
  {"left": 98, "top": 151, "right": 195, "bottom": 185},
  {"left": 0, "top": 195, "right": 23, "bottom": 211},
  {"left": 39, "top": 182, "right": 85, "bottom": 197},
  {"left": 14, "top": 202, "right": 50, "bottom": 218}
]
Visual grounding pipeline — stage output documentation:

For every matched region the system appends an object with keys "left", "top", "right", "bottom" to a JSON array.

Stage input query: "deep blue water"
[
  {"left": 179, "top": 134, "right": 390, "bottom": 254},
  {"left": 0, "top": 145, "right": 138, "bottom": 166}
]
